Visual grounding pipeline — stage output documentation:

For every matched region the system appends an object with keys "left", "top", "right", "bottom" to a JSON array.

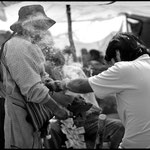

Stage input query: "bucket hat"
[{"left": 10, "top": 4, "right": 56, "bottom": 32}]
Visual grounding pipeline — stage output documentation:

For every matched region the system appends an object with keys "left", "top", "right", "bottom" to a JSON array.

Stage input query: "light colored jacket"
[{"left": 2, "top": 35, "right": 50, "bottom": 148}]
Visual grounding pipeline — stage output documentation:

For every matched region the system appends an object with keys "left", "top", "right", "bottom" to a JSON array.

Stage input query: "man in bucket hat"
[
  {"left": 10, "top": 4, "right": 56, "bottom": 32},
  {"left": 1, "top": 4, "right": 70, "bottom": 148}
]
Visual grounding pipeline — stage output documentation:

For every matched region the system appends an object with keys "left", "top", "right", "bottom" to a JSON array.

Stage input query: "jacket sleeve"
[{"left": 5, "top": 38, "right": 50, "bottom": 104}]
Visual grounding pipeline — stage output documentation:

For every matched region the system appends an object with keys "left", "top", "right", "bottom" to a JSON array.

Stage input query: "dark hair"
[
  {"left": 105, "top": 32, "right": 150, "bottom": 61},
  {"left": 89, "top": 49, "right": 100, "bottom": 61}
]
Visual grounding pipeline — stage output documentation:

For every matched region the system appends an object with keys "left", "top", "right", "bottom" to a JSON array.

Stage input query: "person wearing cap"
[
  {"left": 1, "top": 4, "right": 70, "bottom": 148},
  {"left": 49, "top": 32, "right": 150, "bottom": 148}
]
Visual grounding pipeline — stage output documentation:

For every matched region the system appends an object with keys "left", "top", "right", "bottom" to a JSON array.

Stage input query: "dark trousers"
[{"left": 44, "top": 108, "right": 125, "bottom": 149}]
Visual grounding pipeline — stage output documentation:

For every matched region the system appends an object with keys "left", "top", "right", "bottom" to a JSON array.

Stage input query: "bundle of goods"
[{"left": 60, "top": 117, "right": 86, "bottom": 149}]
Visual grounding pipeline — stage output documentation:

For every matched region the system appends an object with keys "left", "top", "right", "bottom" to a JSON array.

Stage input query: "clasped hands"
[{"left": 44, "top": 78, "right": 68, "bottom": 92}]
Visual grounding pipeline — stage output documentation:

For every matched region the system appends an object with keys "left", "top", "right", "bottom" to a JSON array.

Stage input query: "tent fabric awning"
[
  {"left": 0, "top": 1, "right": 150, "bottom": 56},
  {"left": 0, "top": 8, "right": 6, "bottom": 21}
]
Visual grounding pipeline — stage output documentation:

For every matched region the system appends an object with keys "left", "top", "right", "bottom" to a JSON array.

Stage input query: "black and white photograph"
[{"left": 0, "top": 1, "right": 150, "bottom": 149}]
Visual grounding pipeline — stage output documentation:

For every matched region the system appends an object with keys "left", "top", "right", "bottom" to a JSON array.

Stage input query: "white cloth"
[{"left": 88, "top": 54, "right": 150, "bottom": 148}]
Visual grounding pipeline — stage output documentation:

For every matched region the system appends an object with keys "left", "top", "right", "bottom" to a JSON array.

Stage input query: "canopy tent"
[{"left": 0, "top": 1, "right": 150, "bottom": 56}]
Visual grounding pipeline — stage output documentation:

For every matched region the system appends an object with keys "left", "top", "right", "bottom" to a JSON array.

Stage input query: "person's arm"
[
  {"left": 65, "top": 78, "right": 93, "bottom": 93},
  {"left": 46, "top": 78, "right": 94, "bottom": 94},
  {"left": 43, "top": 94, "right": 70, "bottom": 120},
  {"left": 5, "top": 39, "right": 70, "bottom": 120}
]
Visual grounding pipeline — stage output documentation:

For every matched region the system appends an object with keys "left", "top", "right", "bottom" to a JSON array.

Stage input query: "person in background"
[
  {"left": 81, "top": 48, "right": 89, "bottom": 67},
  {"left": 80, "top": 48, "right": 91, "bottom": 77},
  {"left": 51, "top": 32, "right": 150, "bottom": 148},
  {"left": 89, "top": 49, "right": 105, "bottom": 64},
  {"left": 1, "top": 5, "right": 70, "bottom": 148},
  {"left": 87, "top": 49, "right": 117, "bottom": 116},
  {"left": 88, "top": 49, "right": 108, "bottom": 76}
]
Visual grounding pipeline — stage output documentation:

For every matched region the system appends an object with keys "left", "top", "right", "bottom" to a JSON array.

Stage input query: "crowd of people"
[{"left": 0, "top": 3, "right": 150, "bottom": 149}]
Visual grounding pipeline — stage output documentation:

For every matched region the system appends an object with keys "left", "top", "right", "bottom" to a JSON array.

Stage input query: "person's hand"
[
  {"left": 45, "top": 80, "right": 68, "bottom": 92},
  {"left": 67, "top": 96, "right": 92, "bottom": 117},
  {"left": 54, "top": 106, "right": 72, "bottom": 120},
  {"left": 42, "top": 75, "right": 54, "bottom": 84},
  {"left": 45, "top": 80, "right": 61, "bottom": 92},
  {"left": 45, "top": 96, "right": 73, "bottom": 120}
]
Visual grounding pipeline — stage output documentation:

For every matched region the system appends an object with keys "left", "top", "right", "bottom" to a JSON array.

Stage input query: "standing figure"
[{"left": 1, "top": 5, "right": 69, "bottom": 148}]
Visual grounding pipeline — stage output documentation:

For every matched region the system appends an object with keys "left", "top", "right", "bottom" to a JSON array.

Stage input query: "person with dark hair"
[
  {"left": 1, "top": 5, "right": 70, "bottom": 149},
  {"left": 105, "top": 32, "right": 150, "bottom": 62},
  {"left": 88, "top": 49, "right": 108, "bottom": 76},
  {"left": 89, "top": 49, "right": 101, "bottom": 60},
  {"left": 48, "top": 32, "right": 150, "bottom": 148}
]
